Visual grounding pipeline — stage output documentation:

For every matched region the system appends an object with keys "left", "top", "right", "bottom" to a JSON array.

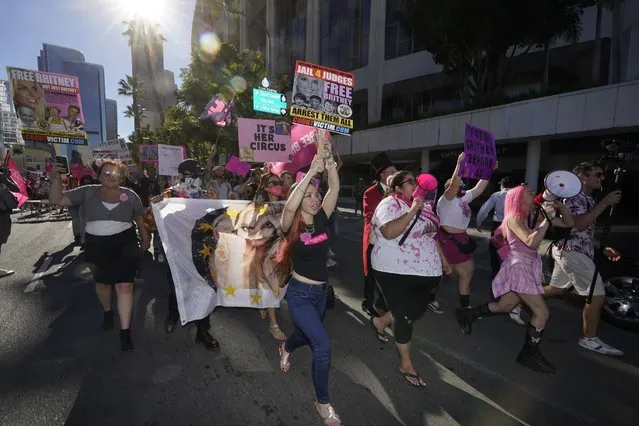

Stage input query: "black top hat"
[
  {"left": 178, "top": 159, "right": 199, "bottom": 177},
  {"left": 370, "top": 152, "right": 395, "bottom": 175}
]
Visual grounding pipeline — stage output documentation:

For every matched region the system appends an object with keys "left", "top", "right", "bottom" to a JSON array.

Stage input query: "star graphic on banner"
[
  {"left": 226, "top": 207, "right": 239, "bottom": 220},
  {"left": 250, "top": 292, "right": 262, "bottom": 305},
  {"left": 274, "top": 286, "right": 280, "bottom": 297},
  {"left": 224, "top": 285, "right": 236, "bottom": 297},
  {"left": 199, "top": 222, "right": 215, "bottom": 233},
  {"left": 199, "top": 244, "right": 212, "bottom": 258}
]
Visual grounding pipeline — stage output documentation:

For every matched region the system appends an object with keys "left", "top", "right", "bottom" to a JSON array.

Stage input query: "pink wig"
[{"left": 498, "top": 185, "right": 529, "bottom": 236}]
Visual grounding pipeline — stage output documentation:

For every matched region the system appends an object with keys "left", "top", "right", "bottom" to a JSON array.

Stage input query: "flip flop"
[
  {"left": 399, "top": 369, "right": 426, "bottom": 387},
  {"left": 279, "top": 342, "right": 291, "bottom": 373},
  {"left": 369, "top": 316, "right": 388, "bottom": 343}
]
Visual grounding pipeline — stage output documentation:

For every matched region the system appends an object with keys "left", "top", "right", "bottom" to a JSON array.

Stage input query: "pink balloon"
[{"left": 269, "top": 125, "right": 332, "bottom": 176}]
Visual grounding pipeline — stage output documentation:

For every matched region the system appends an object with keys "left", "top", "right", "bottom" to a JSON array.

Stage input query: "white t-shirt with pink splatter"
[
  {"left": 371, "top": 196, "right": 443, "bottom": 277},
  {"left": 436, "top": 190, "right": 474, "bottom": 230}
]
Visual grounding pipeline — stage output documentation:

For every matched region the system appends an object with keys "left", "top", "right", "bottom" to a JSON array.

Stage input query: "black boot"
[
  {"left": 516, "top": 325, "right": 556, "bottom": 374},
  {"left": 195, "top": 318, "right": 220, "bottom": 350},
  {"left": 455, "top": 304, "right": 491, "bottom": 335},
  {"left": 102, "top": 310, "right": 114, "bottom": 330},
  {"left": 119, "top": 329, "right": 134, "bottom": 352},
  {"left": 164, "top": 310, "right": 179, "bottom": 334}
]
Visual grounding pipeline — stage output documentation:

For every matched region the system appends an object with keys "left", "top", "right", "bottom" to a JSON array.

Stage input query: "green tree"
[
  {"left": 403, "top": 0, "right": 587, "bottom": 104},
  {"left": 118, "top": 75, "right": 146, "bottom": 145},
  {"left": 152, "top": 43, "right": 272, "bottom": 165}
]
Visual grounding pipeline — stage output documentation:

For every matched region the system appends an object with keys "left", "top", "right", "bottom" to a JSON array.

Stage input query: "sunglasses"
[{"left": 102, "top": 170, "right": 121, "bottom": 177}]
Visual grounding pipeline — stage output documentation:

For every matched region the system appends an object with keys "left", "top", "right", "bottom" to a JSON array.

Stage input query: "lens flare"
[
  {"left": 199, "top": 31, "right": 221, "bottom": 56},
  {"left": 230, "top": 76, "right": 247, "bottom": 93}
]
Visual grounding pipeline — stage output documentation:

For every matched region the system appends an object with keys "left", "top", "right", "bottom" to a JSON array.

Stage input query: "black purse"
[
  {"left": 441, "top": 228, "right": 477, "bottom": 254},
  {"left": 0, "top": 184, "right": 18, "bottom": 213}
]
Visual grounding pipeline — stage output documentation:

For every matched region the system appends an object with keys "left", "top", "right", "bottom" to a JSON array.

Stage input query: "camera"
[{"left": 600, "top": 138, "right": 638, "bottom": 165}]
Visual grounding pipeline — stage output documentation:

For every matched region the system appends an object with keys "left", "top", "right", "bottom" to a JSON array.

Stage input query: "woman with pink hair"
[{"left": 455, "top": 185, "right": 574, "bottom": 374}]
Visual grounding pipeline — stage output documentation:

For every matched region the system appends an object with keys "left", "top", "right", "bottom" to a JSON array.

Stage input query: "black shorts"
[{"left": 85, "top": 227, "right": 141, "bottom": 284}]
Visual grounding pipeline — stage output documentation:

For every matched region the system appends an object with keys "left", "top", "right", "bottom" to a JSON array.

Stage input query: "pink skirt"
[
  {"left": 492, "top": 253, "right": 543, "bottom": 298},
  {"left": 438, "top": 230, "right": 473, "bottom": 265}
]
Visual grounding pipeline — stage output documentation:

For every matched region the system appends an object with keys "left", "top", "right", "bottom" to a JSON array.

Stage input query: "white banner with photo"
[{"left": 152, "top": 198, "right": 288, "bottom": 324}]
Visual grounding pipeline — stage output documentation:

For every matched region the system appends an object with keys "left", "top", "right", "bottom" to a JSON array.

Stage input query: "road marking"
[{"left": 24, "top": 256, "right": 53, "bottom": 293}]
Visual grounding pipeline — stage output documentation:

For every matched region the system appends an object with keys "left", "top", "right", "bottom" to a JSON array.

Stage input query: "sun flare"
[{"left": 116, "top": 0, "right": 167, "bottom": 23}]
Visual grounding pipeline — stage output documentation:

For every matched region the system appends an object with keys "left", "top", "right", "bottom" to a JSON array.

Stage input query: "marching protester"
[
  {"left": 138, "top": 167, "right": 164, "bottom": 262},
  {"left": 370, "top": 171, "right": 451, "bottom": 387},
  {"left": 544, "top": 161, "right": 624, "bottom": 356},
  {"left": 0, "top": 164, "right": 20, "bottom": 278},
  {"left": 208, "top": 164, "right": 232, "bottom": 200},
  {"left": 276, "top": 149, "right": 342, "bottom": 425},
  {"left": 49, "top": 159, "right": 149, "bottom": 352},
  {"left": 151, "top": 159, "right": 221, "bottom": 350},
  {"left": 361, "top": 152, "right": 396, "bottom": 317},
  {"left": 455, "top": 185, "right": 574, "bottom": 373},
  {"left": 252, "top": 170, "right": 287, "bottom": 341},
  {"left": 433, "top": 152, "right": 493, "bottom": 313},
  {"left": 476, "top": 176, "right": 525, "bottom": 325}
]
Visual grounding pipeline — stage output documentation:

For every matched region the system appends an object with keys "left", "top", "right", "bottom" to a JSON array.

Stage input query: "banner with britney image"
[{"left": 6, "top": 67, "right": 88, "bottom": 146}]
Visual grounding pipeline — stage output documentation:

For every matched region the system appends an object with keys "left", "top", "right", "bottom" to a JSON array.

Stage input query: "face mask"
[{"left": 266, "top": 185, "right": 283, "bottom": 198}]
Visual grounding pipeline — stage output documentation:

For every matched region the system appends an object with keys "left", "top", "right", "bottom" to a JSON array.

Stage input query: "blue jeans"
[{"left": 284, "top": 277, "right": 331, "bottom": 404}]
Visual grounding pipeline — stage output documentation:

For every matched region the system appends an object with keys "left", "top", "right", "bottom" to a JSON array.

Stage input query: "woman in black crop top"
[{"left": 275, "top": 147, "right": 342, "bottom": 425}]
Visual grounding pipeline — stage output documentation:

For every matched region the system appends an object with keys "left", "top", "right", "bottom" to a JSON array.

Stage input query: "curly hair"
[{"left": 573, "top": 161, "right": 604, "bottom": 176}]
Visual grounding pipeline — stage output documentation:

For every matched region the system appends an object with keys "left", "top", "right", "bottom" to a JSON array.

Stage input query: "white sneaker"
[
  {"left": 157, "top": 254, "right": 166, "bottom": 264},
  {"left": 578, "top": 337, "right": 624, "bottom": 356},
  {"left": 509, "top": 306, "right": 526, "bottom": 326},
  {"left": 326, "top": 258, "right": 337, "bottom": 268},
  {"left": 427, "top": 300, "right": 444, "bottom": 314},
  {"left": 328, "top": 248, "right": 336, "bottom": 259}
]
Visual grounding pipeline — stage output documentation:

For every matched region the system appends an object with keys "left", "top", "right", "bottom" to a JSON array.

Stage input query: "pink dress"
[{"left": 492, "top": 227, "right": 543, "bottom": 298}]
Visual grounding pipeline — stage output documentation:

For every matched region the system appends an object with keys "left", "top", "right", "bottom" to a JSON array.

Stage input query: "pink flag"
[
  {"left": 44, "top": 157, "right": 54, "bottom": 174},
  {"left": 199, "top": 95, "right": 233, "bottom": 127},
  {"left": 226, "top": 155, "right": 251, "bottom": 177},
  {"left": 5, "top": 153, "right": 29, "bottom": 208},
  {"left": 269, "top": 125, "right": 333, "bottom": 176}
]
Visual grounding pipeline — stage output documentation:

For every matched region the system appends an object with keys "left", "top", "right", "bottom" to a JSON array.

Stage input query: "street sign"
[{"left": 253, "top": 88, "right": 287, "bottom": 116}]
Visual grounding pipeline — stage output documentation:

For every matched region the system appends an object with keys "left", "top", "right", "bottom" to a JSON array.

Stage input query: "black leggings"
[{"left": 373, "top": 270, "right": 440, "bottom": 344}]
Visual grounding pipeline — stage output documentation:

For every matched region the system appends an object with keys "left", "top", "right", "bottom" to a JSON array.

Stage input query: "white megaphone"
[{"left": 532, "top": 170, "right": 582, "bottom": 223}]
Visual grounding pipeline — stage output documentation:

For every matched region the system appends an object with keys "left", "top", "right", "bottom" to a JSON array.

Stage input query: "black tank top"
[{"left": 291, "top": 209, "right": 331, "bottom": 282}]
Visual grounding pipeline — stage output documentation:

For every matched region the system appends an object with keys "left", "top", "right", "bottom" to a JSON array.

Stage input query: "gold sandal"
[
  {"left": 279, "top": 342, "right": 291, "bottom": 373},
  {"left": 269, "top": 324, "right": 287, "bottom": 341},
  {"left": 314, "top": 402, "right": 342, "bottom": 425}
]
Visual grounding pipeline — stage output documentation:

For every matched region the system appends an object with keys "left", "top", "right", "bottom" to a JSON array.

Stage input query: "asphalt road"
[{"left": 0, "top": 208, "right": 637, "bottom": 426}]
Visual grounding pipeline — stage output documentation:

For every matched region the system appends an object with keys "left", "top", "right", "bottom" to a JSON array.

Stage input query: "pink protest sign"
[
  {"left": 459, "top": 123, "right": 496, "bottom": 180},
  {"left": 226, "top": 155, "right": 251, "bottom": 177},
  {"left": 269, "top": 124, "right": 333, "bottom": 176},
  {"left": 238, "top": 118, "right": 291, "bottom": 162}
]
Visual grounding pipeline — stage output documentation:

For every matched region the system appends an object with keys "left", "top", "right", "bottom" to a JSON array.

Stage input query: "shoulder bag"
[{"left": 441, "top": 227, "right": 477, "bottom": 254}]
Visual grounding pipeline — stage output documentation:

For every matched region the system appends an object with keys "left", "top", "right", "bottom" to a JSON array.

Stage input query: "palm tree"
[
  {"left": 531, "top": 0, "right": 584, "bottom": 91},
  {"left": 122, "top": 19, "right": 166, "bottom": 126},
  {"left": 118, "top": 75, "right": 146, "bottom": 144}
]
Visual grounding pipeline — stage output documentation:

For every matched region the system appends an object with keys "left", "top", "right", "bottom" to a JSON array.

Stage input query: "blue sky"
[{"left": 0, "top": 0, "right": 196, "bottom": 141}]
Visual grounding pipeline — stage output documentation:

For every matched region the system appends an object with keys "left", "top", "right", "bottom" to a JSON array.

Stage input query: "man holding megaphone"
[{"left": 543, "top": 161, "right": 624, "bottom": 357}]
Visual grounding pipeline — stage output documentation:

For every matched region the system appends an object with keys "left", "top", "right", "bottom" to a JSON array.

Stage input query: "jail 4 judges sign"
[{"left": 289, "top": 61, "right": 354, "bottom": 136}]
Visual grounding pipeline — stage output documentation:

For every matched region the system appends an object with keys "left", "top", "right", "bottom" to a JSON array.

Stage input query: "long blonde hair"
[{"left": 10, "top": 78, "right": 46, "bottom": 122}]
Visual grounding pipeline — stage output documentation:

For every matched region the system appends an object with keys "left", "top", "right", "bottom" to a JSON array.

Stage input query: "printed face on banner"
[
  {"left": 289, "top": 61, "right": 354, "bottom": 136},
  {"left": 238, "top": 118, "right": 292, "bottom": 163},
  {"left": 153, "top": 200, "right": 288, "bottom": 320},
  {"left": 460, "top": 123, "right": 497, "bottom": 181},
  {"left": 6, "top": 67, "right": 87, "bottom": 146}
]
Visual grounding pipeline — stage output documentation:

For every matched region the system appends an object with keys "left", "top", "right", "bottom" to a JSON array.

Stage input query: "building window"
[
  {"left": 274, "top": 0, "right": 307, "bottom": 77},
  {"left": 381, "top": 84, "right": 460, "bottom": 122},
  {"left": 320, "top": 0, "right": 370, "bottom": 71},
  {"left": 385, "top": 0, "right": 424, "bottom": 60},
  {"left": 352, "top": 89, "right": 368, "bottom": 128}
]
